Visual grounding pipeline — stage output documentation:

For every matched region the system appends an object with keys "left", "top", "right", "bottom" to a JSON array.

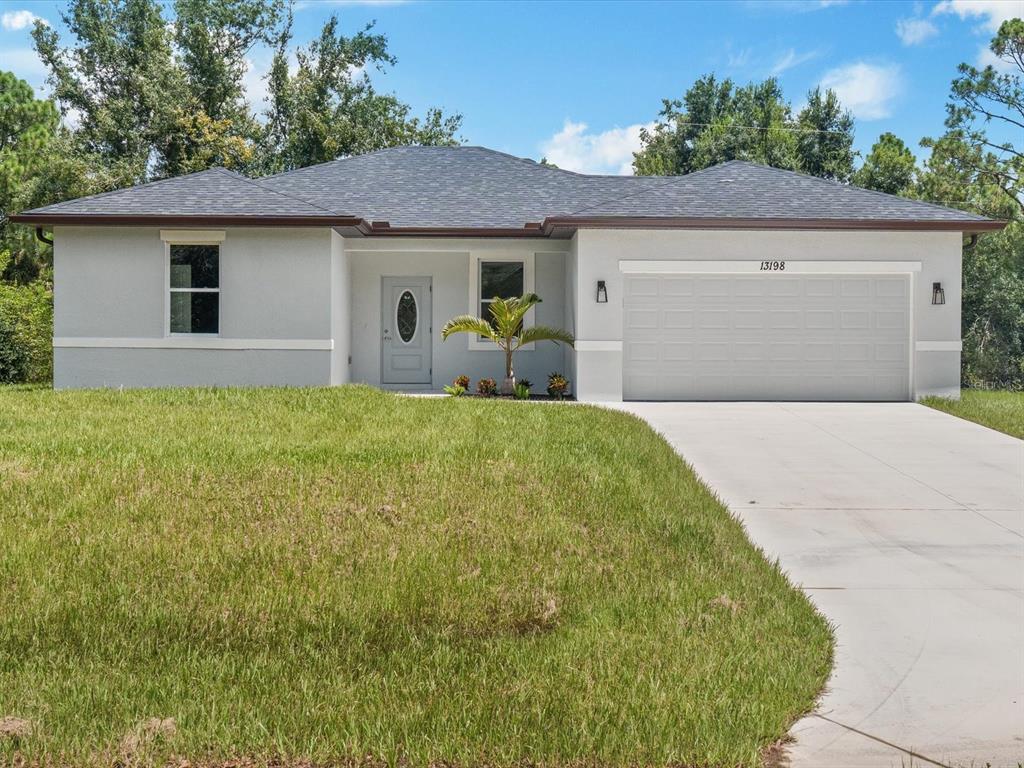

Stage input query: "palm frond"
[
  {"left": 516, "top": 325, "right": 575, "bottom": 348},
  {"left": 442, "top": 315, "right": 497, "bottom": 341}
]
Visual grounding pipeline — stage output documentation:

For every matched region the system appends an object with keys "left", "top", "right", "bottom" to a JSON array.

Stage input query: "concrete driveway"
[{"left": 612, "top": 402, "right": 1024, "bottom": 768}]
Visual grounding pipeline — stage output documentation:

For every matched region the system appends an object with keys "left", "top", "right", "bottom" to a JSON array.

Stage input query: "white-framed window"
[
  {"left": 161, "top": 231, "right": 225, "bottom": 336},
  {"left": 468, "top": 252, "right": 535, "bottom": 350}
]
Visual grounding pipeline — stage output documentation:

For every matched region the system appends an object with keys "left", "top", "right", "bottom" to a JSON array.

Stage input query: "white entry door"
[
  {"left": 623, "top": 272, "right": 911, "bottom": 401},
  {"left": 381, "top": 276, "right": 432, "bottom": 385}
]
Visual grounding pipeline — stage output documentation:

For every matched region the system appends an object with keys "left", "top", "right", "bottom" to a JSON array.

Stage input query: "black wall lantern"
[
  {"left": 932, "top": 281, "right": 945, "bottom": 305},
  {"left": 596, "top": 280, "right": 608, "bottom": 303}
]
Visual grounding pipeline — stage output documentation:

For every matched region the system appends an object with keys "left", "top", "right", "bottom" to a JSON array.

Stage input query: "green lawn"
[
  {"left": 923, "top": 390, "right": 1024, "bottom": 439},
  {"left": 0, "top": 386, "right": 832, "bottom": 767}
]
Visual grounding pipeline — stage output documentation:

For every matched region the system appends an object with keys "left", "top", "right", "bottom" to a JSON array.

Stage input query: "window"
[
  {"left": 169, "top": 244, "right": 219, "bottom": 334},
  {"left": 467, "top": 252, "right": 535, "bottom": 351},
  {"left": 479, "top": 260, "right": 524, "bottom": 322}
]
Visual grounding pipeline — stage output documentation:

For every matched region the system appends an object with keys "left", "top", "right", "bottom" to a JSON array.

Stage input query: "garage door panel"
[
  {"left": 623, "top": 272, "right": 910, "bottom": 401},
  {"left": 697, "top": 277, "right": 730, "bottom": 296},
  {"left": 661, "top": 278, "right": 694, "bottom": 296},
  {"left": 663, "top": 309, "right": 694, "bottom": 328}
]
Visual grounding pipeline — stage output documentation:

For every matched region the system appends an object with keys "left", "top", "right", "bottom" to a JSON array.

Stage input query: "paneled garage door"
[{"left": 623, "top": 273, "right": 911, "bottom": 401}]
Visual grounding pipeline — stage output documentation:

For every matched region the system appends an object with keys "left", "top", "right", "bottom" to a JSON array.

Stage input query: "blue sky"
[{"left": 1, "top": 0, "right": 1021, "bottom": 174}]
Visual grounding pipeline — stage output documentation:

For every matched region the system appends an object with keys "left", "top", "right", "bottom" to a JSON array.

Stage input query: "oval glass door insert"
[{"left": 396, "top": 290, "right": 417, "bottom": 343}]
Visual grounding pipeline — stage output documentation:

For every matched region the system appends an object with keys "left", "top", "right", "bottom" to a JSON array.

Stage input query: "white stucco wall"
[
  {"left": 346, "top": 239, "right": 569, "bottom": 391},
  {"left": 49, "top": 225, "right": 964, "bottom": 400},
  {"left": 572, "top": 228, "right": 963, "bottom": 401},
  {"left": 53, "top": 226, "right": 336, "bottom": 388}
]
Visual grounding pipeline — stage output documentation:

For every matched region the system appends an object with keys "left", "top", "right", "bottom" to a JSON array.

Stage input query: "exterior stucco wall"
[
  {"left": 347, "top": 239, "right": 568, "bottom": 391},
  {"left": 52, "top": 226, "right": 335, "bottom": 388},
  {"left": 572, "top": 228, "right": 963, "bottom": 401},
  {"left": 330, "top": 230, "right": 351, "bottom": 385}
]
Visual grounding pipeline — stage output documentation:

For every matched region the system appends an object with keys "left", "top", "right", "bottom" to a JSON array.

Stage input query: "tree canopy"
[
  {"left": 632, "top": 75, "right": 854, "bottom": 180},
  {"left": 31, "top": 0, "right": 462, "bottom": 181},
  {"left": 852, "top": 132, "right": 917, "bottom": 196}
]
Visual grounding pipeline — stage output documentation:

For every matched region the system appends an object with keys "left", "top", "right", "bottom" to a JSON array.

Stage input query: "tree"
[
  {"left": 32, "top": 0, "right": 181, "bottom": 180},
  {"left": 939, "top": 18, "right": 1023, "bottom": 216},
  {"left": 853, "top": 132, "right": 917, "bottom": 196},
  {"left": 633, "top": 75, "right": 854, "bottom": 178},
  {"left": 796, "top": 87, "right": 855, "bottom": 182},
  {"left": 441, "top": 294, "right": 574, "bottom": 394},
  {"left": 916, "top": 19, "right": 1024, "bottom": 388},
  {"left": 33, "top": 0, "right": 462, "bottom": 180},
  {"left": 261, "top": 15, "right": 461, "bottom": 173}
]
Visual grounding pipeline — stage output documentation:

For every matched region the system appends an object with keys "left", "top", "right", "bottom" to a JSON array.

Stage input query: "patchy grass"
[
  {"left": 0, "top": 386, "right": 832, "bottom": 767},
  {"left": 923, "top": 390, "right": 1024, "bottom": 440}
]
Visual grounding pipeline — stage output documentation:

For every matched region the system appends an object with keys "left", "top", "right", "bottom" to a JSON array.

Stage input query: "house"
[{"left": 11, "top": 146, "right": 1002, "bottom": 401}]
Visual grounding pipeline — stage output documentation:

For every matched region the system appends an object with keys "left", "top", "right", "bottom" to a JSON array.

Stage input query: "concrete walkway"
[{"left": 611, "top": 402, "right": 1024, "bottom": 768}]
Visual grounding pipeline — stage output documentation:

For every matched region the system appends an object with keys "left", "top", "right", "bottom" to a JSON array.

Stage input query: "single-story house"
[{"left": 11, "top": 146, "right": 1002, "bottom": 401}]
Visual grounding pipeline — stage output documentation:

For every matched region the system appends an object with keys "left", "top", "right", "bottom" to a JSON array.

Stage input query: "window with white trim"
[
  {"left": 169, "top": 244, "right": 219, "bottom": 334},
  {"left": 479, "top": 260, "right": 525, "bottom": 323},
  {"left": 467, "top": 252, "right": 535, "bottom": 351}
]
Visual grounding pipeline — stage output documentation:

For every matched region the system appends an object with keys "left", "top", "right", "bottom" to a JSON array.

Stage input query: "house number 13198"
[{"left": 759, "top": 260, "right": 786, "bottom": 271}]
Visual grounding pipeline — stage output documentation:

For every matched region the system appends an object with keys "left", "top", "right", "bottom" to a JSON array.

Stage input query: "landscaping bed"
[{"left": 0, "top": 385, "right": 832, "bottom": 767}]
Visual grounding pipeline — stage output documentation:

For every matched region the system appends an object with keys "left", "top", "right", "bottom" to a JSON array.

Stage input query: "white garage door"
[{"left": 623, "top": 273, "right": 911, "bottom": 401}]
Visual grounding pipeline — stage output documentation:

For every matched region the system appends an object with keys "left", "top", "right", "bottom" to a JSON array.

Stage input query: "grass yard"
[
  {"left": 0, "top": 386, "right": 832, "bottom": 767},
  {"left": 923, "top": 390, "right": 1024, "bottom": 440}
]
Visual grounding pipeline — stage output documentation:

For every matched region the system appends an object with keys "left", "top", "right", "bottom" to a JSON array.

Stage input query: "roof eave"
[
  {"left": 540, "top": 216, "right": 1006, "bottom": 236},
  {"left": 7, "top": 213, "right": 368, "bottom": 228}
]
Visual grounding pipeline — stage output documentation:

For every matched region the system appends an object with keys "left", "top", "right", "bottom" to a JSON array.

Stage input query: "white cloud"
[
  {"left": 977, "top": 42, "right": 1019, "bottom": 72},
  {"left": 1, "top": 9, "right": 47, "bottom": 30},
  {"left": 727, "top": 47, "right": 753, "bottom": 68},
  {"left": 539, "top": 119, "right": 655, "bottom": 176},
  {"left": 771, "top": 48, "right": 819, "bottom": 74},
  {"left": 895, "top": 16, "right": 939, "bottom": 45},
  {"left": 932, "top": 0, "right": 1024, "bottom": 32},
  {"left": 819, "top": 62, "right": 903, "bottom": 120}
]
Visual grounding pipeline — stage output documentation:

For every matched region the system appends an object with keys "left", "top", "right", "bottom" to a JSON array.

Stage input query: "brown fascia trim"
[
  {"left": 7, "top": 213, "right": 369, "bottom": 229},
  {"left": 10, "top": 213, "right": 1005, "bottom": 237},
  {"left": 539, "top": 215, "right": 1006, "bottom": 235},
  {"left": 363, "top": 220, "right": 549, "bottom": 238}
]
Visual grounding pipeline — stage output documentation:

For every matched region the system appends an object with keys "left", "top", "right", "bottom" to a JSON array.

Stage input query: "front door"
[{"left": 381, "top": 276, "right": 432, "bottom": 385}]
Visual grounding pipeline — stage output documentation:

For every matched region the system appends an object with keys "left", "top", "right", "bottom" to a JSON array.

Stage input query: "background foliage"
[{"left": 0, "top": 2, "right": 1020, "bottom": 389}]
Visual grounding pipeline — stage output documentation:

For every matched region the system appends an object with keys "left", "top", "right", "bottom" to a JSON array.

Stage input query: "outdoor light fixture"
[
  {"left": 932, "top": 282, "right": 945, "bottom": 305},
  {"left": 596, "top": 280, "right": 608, "bottom": 303}
]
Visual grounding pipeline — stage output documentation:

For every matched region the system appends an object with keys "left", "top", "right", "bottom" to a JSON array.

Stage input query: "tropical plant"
[
  {"left": 476, "top": 377, "right": 497, "bottom": 396},
  {"left": 441, "top": 294, "right": 574, "bottom": 394},
  {"left": 442, "top": 384, "right": 465, "bottom": 397},
  {"left": 513, "top": 382, "right": 531, "bottom": 400},
  {"left": 453, "top": 374, "right": 470, "bottom": 389},
  {"left": 547, "top": 372, "right": 570, "bottom": 399}
]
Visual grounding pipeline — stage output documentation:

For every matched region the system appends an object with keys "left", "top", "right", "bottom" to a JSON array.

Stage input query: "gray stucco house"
[{"left": 11, "top": 146, "right": 1001, "bottom": 401}]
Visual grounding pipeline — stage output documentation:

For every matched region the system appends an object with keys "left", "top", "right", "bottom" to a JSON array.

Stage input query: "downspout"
[{"left": 35, "top": 227, "right": 53, "bottom": 246}]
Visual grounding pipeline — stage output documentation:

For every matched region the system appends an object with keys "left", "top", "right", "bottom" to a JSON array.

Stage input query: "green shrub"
[{"left": 0, "top": 279, "right": 53, "bottom": 384}]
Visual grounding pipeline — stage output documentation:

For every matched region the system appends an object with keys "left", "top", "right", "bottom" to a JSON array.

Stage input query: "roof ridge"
[
  {"left": 228, "top": 172, "right": 345, "bottom": 217},
  {"left": 736, "top": 161, "right": 990, "bottom": 220},
  {"left": 560, "top": 161, "right": 743, "bottom": 217},
  {"left": 26, "top": 167, "right": 230, "bottom": 211},
  {"left": 259, "top": 145, "right": 406, "bottom": 180}
]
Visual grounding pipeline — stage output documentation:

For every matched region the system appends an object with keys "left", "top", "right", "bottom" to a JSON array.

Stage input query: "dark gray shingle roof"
[
  {"left": 18, "top": 146, "right": 996, "bottom": 229},
  {"left": 24, "top": 167, "right": 338, "bottom": 218}
]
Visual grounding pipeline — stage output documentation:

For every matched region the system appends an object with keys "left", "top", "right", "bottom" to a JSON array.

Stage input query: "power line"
[{"left": 656, "top": 120, "right": 851, "bottom": 136}]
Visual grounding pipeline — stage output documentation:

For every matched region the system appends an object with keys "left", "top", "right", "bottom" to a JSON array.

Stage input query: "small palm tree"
[{"left": 441, "top": 294, "right": 574, "bottom": 394}]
